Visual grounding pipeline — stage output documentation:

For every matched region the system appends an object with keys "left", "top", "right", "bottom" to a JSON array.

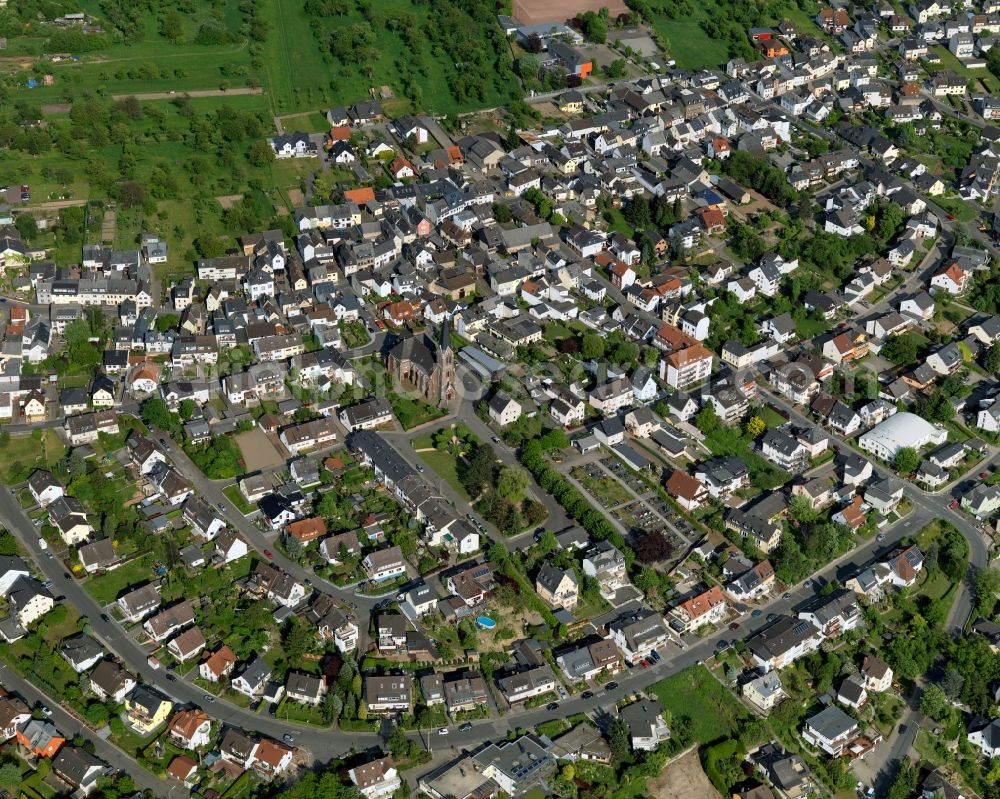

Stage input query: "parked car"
[{"left": 438, "top": 727, "right": 449, "bottom": 735}]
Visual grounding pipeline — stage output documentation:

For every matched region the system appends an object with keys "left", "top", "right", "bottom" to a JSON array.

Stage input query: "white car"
[{"left": 438, "top": 727, "right": 449, "bottom": 735}]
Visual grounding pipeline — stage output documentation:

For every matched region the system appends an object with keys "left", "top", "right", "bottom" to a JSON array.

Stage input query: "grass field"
[
  {"left": 85, "top": 555, "right": 154, "bottom": 606},
  {"left": 259, "top": 0, "right": 339, "bottom": 116},
  {"left": 935, "top": 195, "right": 980, "bottom": 223},
  {"left": 271, "top": 0, "right": 518, "bottom": 115},
  {"left": 390, "top": 393, "right": 447, "bottom": 431},
  {"left": 651, "top": 14, "right": 730, "bottom": 71},
  {"left": 414, "top": 447, "right": 471, "bottom": 501},
  {"left": 0, "top": 430, "right": 67, "bottom": 484},
  {"left": 651, "top": 0, "right": 828, "bottom": 70},
  {"left": 929, "top": 45, "right": 1000, "bottom": 93},
  {"left": 648, "top": 665, "right": 750, "bottom": 745}
]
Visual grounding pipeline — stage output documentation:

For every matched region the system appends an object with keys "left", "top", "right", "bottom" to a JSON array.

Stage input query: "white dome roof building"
[{"left": 858, "top": 412, "right": 947, "bottom": 463}]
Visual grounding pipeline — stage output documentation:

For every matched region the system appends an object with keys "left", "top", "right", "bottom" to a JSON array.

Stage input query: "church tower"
[{"left": 438, "top": 320, "right": 456, "bottom": 406}]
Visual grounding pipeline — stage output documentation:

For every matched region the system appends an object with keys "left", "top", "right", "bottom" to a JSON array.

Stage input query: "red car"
[
  {"left": 981, "top": 472, "right": 990, "bottom": 479},
  {"left": 946, "top": 213, "right": 955, "bottom": 221},
  {"left": 949, "top": 500, "right": 959, "bottom": 509},
  {"left": 640, "top": 659, "right": 649, "bottom": 669},
  {"left": 263, "top": 549, "right": 274, "bottom": 559}
]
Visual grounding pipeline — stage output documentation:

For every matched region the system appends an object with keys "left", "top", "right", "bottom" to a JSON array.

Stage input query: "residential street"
[{"left": 0, "top": 401, "right": 987, "bottom": 794}]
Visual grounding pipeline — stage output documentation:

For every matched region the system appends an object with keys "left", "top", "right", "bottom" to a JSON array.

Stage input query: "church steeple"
[
  {"left": 438, "top": 319, "right": 455, "bottom": 406},
  {"left": 439, "top": 318, "right": 452, "bottom": 353}
]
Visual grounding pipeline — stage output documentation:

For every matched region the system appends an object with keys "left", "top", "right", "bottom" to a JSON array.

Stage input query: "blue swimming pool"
[{"left": 476, "top": 616, "right": 496, "bottom": 629}]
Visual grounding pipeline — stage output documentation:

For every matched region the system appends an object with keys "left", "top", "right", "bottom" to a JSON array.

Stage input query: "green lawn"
[
  {"left": 0, "top": 430, "right": 67, "bottom": 485},
  {"left": 274, "top": 697, "right": 329, "bottom": 726},
  {"left": 390, "top": 393, "right": 447, "bottom": 431},
  {"left": 794, "top": 314, "right": 829, "bottom": 340},
  {"left": 651, "top": 14, "right": 730, "bottom": 70},
  {"left": 760, "top": 406, "right": 789, "bottom": 429},
  {"left": 603, "top": 208, "right": 635, "bottom": 238},
  {"left": 223, "top": 483, "right": 255, "bottom": 515},
  {"left": 415, "top": 448, "right": 470, "bottom": 501},
  {"left": 84, "top": 556, "right": 154, "bottom": 606},
  {"left": 929, "top": 45, "right": 999, "bottom": 92},
  {"left": 934, "top": 196, "right": 980, "bottom": 223},
  {"left": 648, "top": 665, "right": 750, "bottom": 744}
]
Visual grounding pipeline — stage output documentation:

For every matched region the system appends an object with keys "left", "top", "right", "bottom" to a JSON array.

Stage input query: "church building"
[{"left": 385, "top": 322, "right": 456, "bottom": 407}]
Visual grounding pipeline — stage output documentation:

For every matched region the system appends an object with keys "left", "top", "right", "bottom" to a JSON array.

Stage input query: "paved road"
[
  {"left": 761, "top": 388, "right": 990, "bottom": 789},
  {"left": 0, "top": 663, "right": 174, "bottom": 798}
]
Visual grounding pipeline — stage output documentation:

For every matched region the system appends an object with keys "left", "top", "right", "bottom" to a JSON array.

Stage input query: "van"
[{"left": 37, "top": 538, "right": 48, "bottom": 551}]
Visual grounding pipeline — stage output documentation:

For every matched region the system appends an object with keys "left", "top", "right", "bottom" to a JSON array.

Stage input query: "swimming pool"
[{"left": 476, "top": 616, "right": 496, "bottom": 629}]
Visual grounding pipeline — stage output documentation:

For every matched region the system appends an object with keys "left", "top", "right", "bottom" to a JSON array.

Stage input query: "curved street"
[{"left": 0, "top": 390, "right": 992, "bottom": 794}]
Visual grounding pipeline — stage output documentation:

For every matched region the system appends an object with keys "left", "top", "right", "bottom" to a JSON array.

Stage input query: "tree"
[
  {"left": 160, "top": 11, "right": 184, "bottom": 42},
  {"left": 893, "top": 447, "right": 919, "bottom": 474},
  {"left": 941, "top": 667, "right": 965, "bottom": 700},
  {"left": 918, "top": 684, "right": 950, "bottom": 721},
  {"left": 117, "top": 180, "right": 146, "bottom": 209},
  {"left": 581, "top": 333, "right": 605, "bottom": 360},
  {"left": 608, "top": 718, "right": 631, "bottom": 763},
  {"left": 15, "top": 214, "right": 38, "bottom": 241},
  {"left": 975, "top": 567, "right": 1000, "bottom": 617},
  {"left": 538, "top": 428, "right": 570, "bottom": 452},
  {"left": 387, "top": 724, "right": 409, "bottom": 758},
  {"left": 886, "top": 761, "right": 919, "bottom": 799},
  {"left": 178, "top": 399, "right": 197, "bottom": 421},
  {"left": 193, "top": 234, "right": 228, "bottom": 258},
  {"left": 695, "top": 403, "right": 719, "bottom": 435},
  {"left": 788, "top": 494, "right": 819, "bottom": 525},
  {"left": 633, "top": 530, "right": 674, "bottom": 564},
  {"left": 460, "top": 444, "right": 496, "bottom": 499},
  {"left": 281, "top": 619, "right": 312, "bottom": 664},
  {"left": 248, "top": 140, "right": 275, "bottom": 167},
  {"left": 986, "top": 344, "right": 1000, "bottom": 373},
  {"left": 0, "top": 764, "right": 20, "bottom": 792},
  {"left": 84, "top": 702, "right": 110, "bottom": 727},
  {"left": 577, "top": 11, "right": 607, "bottom": 42},
  {"left": 492, "top": 202, "right": 513, "bottom": 223},
  {"left": 322, "top": 693, "right": 343, "bottom": 724},
  {"left": 623, "top": 195, "right": 651, "bottom": 230},
  {"left": 514, "top": 54, "right": 539, "bottom": 78},
  {"left": 744, "top": 415, "right": 766, "bottom": 439},
  {"left": 604, "top": 58, "right": 628, "bottom": 79}
]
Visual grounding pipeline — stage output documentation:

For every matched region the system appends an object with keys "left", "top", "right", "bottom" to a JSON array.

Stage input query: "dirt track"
[{"left": 110, "top": 87, "right": 264, "bottom": 101}]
